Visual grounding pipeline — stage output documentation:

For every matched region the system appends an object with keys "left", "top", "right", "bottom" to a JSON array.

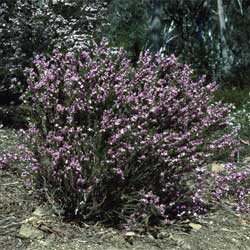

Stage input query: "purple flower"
[
  {"left": 56, "top": 104, "right": 64, "bottom": 112},
  {"left": 54, "top": 136, "right": 64, "bottom": 142}
]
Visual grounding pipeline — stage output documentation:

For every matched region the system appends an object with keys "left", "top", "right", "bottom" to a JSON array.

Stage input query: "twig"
[
  {"left": 0, "top": 221, "right": 22, "bottom": 229},
  {"left": 41, "top": 176, "right": 63, "bottom": 218},
  {"left": 240, "top": 139, "right": 250, "bottom": 145},
  {"left": 0, "top": 229, "right": 16, "bottom": 236},
  {"left": 1, "top": 181, "right": 19, "bottom": 186},
  {"left": 0, "top": 216, "right": 17, "bottom": 223}
]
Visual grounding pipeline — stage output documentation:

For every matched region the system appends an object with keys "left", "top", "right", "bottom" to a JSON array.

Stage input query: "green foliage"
[
  {"left": 221, "top": 64, "right": 250, "bottom": 89},
  {"left": 0, "top": 105, "right": 29, "bottom": 129},
  {"left": 214, "top": 87, "right": 250, "bottom": 109},
  {"left": 104, "top": 0, "right": 149, "bottom": 63}
]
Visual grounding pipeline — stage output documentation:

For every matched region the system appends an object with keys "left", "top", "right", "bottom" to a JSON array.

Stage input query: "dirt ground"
[{"left": 1, "top": 129, "right": 250, "bottom": 250}]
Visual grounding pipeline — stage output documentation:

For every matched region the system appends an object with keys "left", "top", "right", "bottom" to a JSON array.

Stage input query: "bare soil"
[{"left": 1, "top": 129, "right": 250, "bottom": 250}]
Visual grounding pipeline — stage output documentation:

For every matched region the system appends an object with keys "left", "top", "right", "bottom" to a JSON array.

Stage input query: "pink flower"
[
  {"left": 54, "top": 136, "right": 64, "bottom": 142},
  {"left": 56, "top": 104, "right": 64, "bottom": 112}
]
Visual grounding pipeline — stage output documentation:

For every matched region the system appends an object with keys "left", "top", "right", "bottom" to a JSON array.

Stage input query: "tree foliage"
[
  {"left": 0, "top": 0, "right": 108, "bottom": 105},
  {"left": 106, "top": 0, "right": 250, "bottom": 84}
]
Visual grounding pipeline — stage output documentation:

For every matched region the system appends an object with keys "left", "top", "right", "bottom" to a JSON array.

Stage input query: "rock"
[{"left": 18, "top": 223, "right": 44, "bottom": 240}]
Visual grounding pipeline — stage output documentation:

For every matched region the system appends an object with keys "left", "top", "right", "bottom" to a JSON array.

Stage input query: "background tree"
[
  {"left": 104, "top": 0, "right": 149, "bottom": 64},
  {"left": 149, "top": 0, "right": 162, "bottom": 55},
  {"left": 0, "top": 0, "right": 108, "bottom": 105}
]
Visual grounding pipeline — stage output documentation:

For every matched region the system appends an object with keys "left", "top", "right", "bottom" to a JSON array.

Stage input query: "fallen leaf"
[
  {"left": 220, "top": 228, "right": 237, "bottom": 233},
  {"left": 124, "top": 231, "right": 136, "bottom": 237},
  {"left": 189, "top": 223, "right": 202, "bottom": 231}
]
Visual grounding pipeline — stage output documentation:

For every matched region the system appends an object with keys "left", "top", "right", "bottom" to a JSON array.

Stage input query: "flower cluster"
[
  {"left": 213, "top": 163, "right": 250, "bottom": 212},
  {"left": 20, "top": 41, "right": 235, "bottom": 227}
]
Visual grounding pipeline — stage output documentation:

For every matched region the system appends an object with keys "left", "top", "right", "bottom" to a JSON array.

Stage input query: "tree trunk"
[
  {"left": 150, "top": 0, "right": 161, "bottom": 55},
  {"left": 217, "top": 0, "right": 229, "bottom": 73}
]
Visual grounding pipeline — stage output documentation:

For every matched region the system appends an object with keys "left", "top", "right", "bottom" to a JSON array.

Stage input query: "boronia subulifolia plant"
[
  {"left": 214, "top": 163, "right": 250, "bottom": 213},
  {"left": 10, "top": 41, "right": 237, "bottom": 228}
]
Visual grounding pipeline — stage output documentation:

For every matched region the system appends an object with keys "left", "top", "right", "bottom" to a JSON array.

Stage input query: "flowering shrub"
[
  {"left": 19, "top": 42, "right": 236, "bottom": 228},
  {"left": 213, "top": 163, "right": 250, "bottom": 213}
]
